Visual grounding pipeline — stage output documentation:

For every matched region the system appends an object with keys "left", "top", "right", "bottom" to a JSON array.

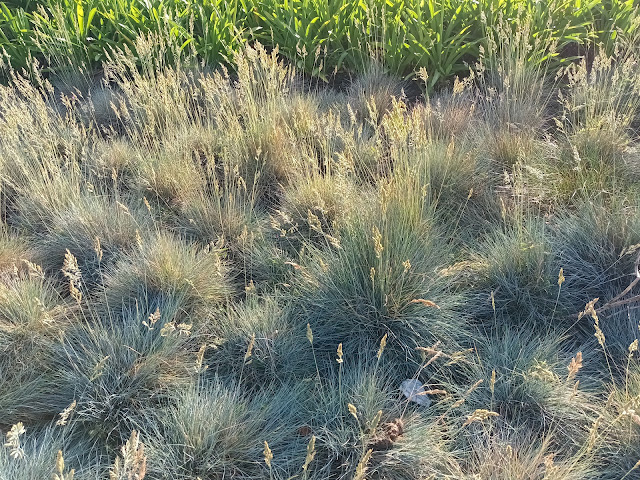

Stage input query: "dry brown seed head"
[
  {"left": 372, "top": 226, "right": 384, "bottom": 258},
  {"left": 93, "top": 236, "right": 103, "bottom": 262},
  {"left": 567, "top": 351, "right": 583, "bottom": 381},
  {"left": 244, "top": 333, "right": 256, "bottom": 362},
  {"left": 195, "top": 344, "right": 208, "bottom": 373},
  {"left": 410, "top": 298, "right": 440, "bottom": 309},
  {"left": 62, "top": 249, "right": 81, "bottom": 283},
  {"left": 423, "top": 389, "right": 447, "bottom": 395},
  {"left": 377, "top": 333, "right": 388, "bottom": 360}
]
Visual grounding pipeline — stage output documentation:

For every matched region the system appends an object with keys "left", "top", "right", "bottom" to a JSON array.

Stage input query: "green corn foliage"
[{"left": 0, "top": 0, "right": 638, "bottom": 87}]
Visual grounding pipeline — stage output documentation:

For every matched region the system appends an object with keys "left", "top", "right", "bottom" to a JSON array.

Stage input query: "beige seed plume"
[
  {"left": 54, "top": 450, "right": 75, "bottom": 480},
  {"left": 594, "top": 327, "right": 605, "bottom": 348},
  {"left": 4, "top": 422, "right": 26, "bottom": 459},
  {"left": 306, "top": 323, "right": 313, "bottom": 345},
  {"left": 348, "top": 403, "right": 358, "bottom": 420},
  {"left": 263, "top": 441, "right": 273, "bottom": 469},
  {"left": 94, "top": 236, "right": 103, "bottom": 263},
  {"left": 177, "top": 323, "right": 192, "bottom": 337},
  {"left": 572, "top": 380, "right": 580, "bottom": 397},
  {"left": 69, "top": 282, "right": 82, "bottom": 304},
  {"left": 56, "top": 450, "right": 64, "bottom": 474},
  {"left": 109, "top": 430, "right": 146, "bottom": 480},
  {"left": 353, "top": 449, "right": 373, "bottom": 480},
  {"left": 143, "top": 308, "right": 161, "bottom": 330},
  {"left": 116, "top": 201, "right": 130, "bottom": 215},
  {"left": 462, "top": 409, "right": 499, "bottom": 427},
  {"left": 55, "top": 450, "right": 65, "bottom": 478},
  {"left": 22, "top": 259, "right": 44, "bottom": 278},
  {"left": 580, "top": 299, "right": 606, "bottom": 348},
  {"left": 543, "top": 453, "right": 555, "bottom": 471},
  {"left": 302, "top": 436, "right": 316, "bottom": 472},
  {"left": 56, "top": 400, "right": 77, "bottom": 426},
  {"left": 579, "top": 298, "right": 599, "bottom": 321},
  {"left": 415, "top": 341, "right": 442, "bottom": 357},
  {"left": 160, "top": 322, "right": 175, "bottom": 337},
  {"left": 403, "top": 259, "right": 411, "bottom": 272}
]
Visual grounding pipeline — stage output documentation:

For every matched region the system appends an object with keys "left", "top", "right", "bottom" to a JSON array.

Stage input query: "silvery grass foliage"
[{"left": 1, "top": 24, "right": 640, "bottom": 480}]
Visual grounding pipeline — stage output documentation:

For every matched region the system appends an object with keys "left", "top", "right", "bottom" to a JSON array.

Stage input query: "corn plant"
[
  {"left": 379, "top": 0, "right": 478, "bottom": 88},
  {"left": 186, "top": 0, "right": 250, "bottom": 67},
  {"left": 0, "top": 3, "right": 33, "bottom": 73},
  {"left": 247, "top": 0, "right": 370, "bottom": 79}
]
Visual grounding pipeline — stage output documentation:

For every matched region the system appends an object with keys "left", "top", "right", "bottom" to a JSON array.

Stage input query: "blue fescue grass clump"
[
  {"left": 463, "top": 328, "right": 596, "bottom": 445},
  {"left": 146, "top": 380, "right": 306, "bottom": 479},
  {"left": 0, "top": 424, "right": 104, "bottom": 480},
  {"left": 99, "top": 232, "right": 232, "bottom": 318},
  {"left": 203, "top": 295, "right": 311, "bottom": 387},
  {"left": 299, "top": 358, "right": 462, "bottom": 479},
  {"left": 466, "top": 218, "right": 560, "bottom": 330},
  {"left": 293, "top": 176, "right": 469, "bottom": 379},
  {"left": 44, "top": 304, "right": 197, "bottom": 447}
]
